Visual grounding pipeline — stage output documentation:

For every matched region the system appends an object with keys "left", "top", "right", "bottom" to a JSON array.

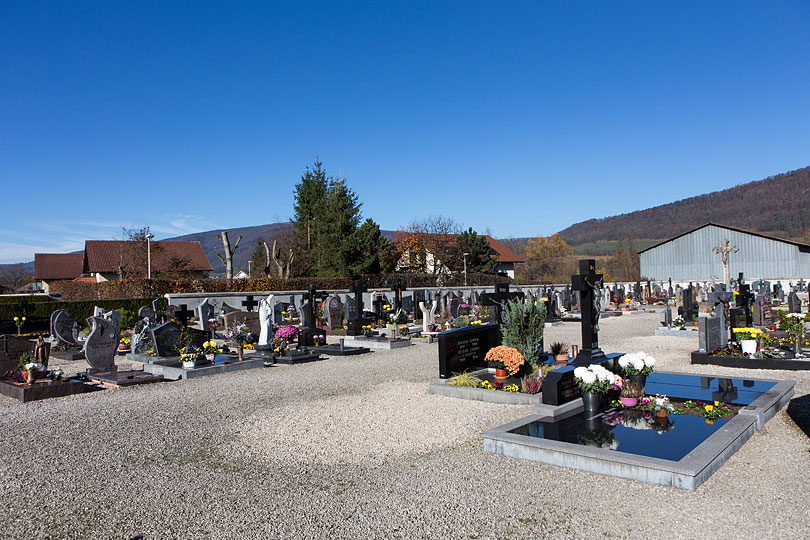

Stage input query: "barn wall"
[{"left": 640, "top": 225, "right": 810, "bottom": 281}]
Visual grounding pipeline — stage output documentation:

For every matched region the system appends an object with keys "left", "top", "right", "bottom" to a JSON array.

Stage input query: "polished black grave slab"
[
  {"left": 643, "top": 372, "right": 775, "bottom": 406},
  {"left": 510, "top": 409, "right": 729, "bottom": 462}
]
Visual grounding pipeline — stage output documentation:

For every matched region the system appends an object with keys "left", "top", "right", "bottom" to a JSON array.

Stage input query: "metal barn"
[{"left": 639, "top": 223, "right": 810, "bottom": 282}]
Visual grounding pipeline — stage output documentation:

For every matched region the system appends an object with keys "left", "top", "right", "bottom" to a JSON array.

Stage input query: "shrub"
[
  {"left": 447, "top": 372, "right": 482, "bottom": 387},
  {"left": 520, "top": 376, "right": 542, "bottom": 394},
  {"left": 549, "top": 341, "right": 569, "bottom": 356},
  {"left": 501, "top": 298, "right": 546, "bottom": 366}
]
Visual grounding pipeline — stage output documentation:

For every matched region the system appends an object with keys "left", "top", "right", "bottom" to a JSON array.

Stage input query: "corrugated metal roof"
[
  {"left": 34, "top": 253, "right": 84, "bottom": 280},
  {"left": 638, "top": 223, "right": 810, "bottom": 254}
]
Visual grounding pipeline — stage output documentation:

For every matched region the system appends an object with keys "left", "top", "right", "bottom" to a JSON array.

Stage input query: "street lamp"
[
  {"left": 463, "top": 252, "right": 469, "bottom": 286},
  {"left": 146, "top": 233, "right": 155, "bottom": 279},
  {"left": 248, "top": 260, "right": 252, "bottom": 278}
]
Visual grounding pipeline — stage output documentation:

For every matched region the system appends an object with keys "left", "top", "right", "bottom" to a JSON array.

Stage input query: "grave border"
[{"left": 690, "top": 350, "right": 808, "bottom": 371}]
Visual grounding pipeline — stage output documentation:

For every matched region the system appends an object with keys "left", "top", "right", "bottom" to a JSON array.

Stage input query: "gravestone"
[
  {"left": 699, "top": 316, "right": 724, "bottom": 353},
  {"left": 138, "top": 305, "right": 157, "bottom": 325},
  {"left": 390, "top": 278, "right": 406, "bottom": 311},
  {"left": 346, "top": 280, "right": 368, "bottom": 336},
  {"left": 195, "top": 299, "right": 215, "bottom": 332},
  {"left": 149, "top": 321, "right": 207, "bottom": 357},
  {"left": 614, "top": 287, "right": 625, "bottom": 305},
  {"left": 223, "top": 311, "right": 261, "bottom": 337},
  {"left": 729, "top": 307, "right": 747, "bottom": 331},
  {"left": 679, "top": 284, "right": 697, "bottom": 322},
  {"left": 326, "top": 295, "right": 343, "bottom": 330},
  {"left": 51, "top": 310, "right": 80, "bottom": 346},
  {"left": 0, "top": 335, "right": 36, "bottom": 376},
  {"left": 438, "top": 323, "right": 500, "bottom": 378},
  {"left": 84, "top": 316, "right": 120, "bottom": 374},
  {"left": 447, "top": 292, "right": 461, "bottom": 319},
  {"left": 774, "top": 283, "right": 784, "bottom": 303},
  {"left": 420, "top": 300, "right": 438, "bottom": 334},
  {"left": 562, "top": 285, "right": 572, "bottom": 311},
  {"left": 401, "top": 294, "right": 413, "bottom": 316},
  {"left": 480, "top": 283, "right": 524, "bottom": 325},
  {"left": 660, "top": 306, "right": 672, "bottom": 327},
  {"left": 541, "top": 366, "right": 581, "bottom": 406},
  {"left": 173, "top": 304, "right": 194, "bottom": 327},
  {"left": 571, "top": 259, "right": 605, "bottom": 366},
  {"left": 241, "top": 295, "right": 260, "bottom": 312},
  {"left": 411, "top": 290, "right": 425, "bottom": 318},
  {"left": 788, "top": 291, "right": 801, "bottom": 313}
]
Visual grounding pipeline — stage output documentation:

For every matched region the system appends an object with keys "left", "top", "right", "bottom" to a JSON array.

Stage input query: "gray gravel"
[{"left": 1, "top": 311, "right": 809, "bottom": 540}]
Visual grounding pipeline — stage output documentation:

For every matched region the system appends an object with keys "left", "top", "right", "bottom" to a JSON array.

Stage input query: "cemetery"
[{"left": 0, "top": 261, "right": 808, "bottom": 535}]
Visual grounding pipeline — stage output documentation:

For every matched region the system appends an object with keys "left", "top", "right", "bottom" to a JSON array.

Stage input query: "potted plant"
[
  {"left": 202, "top": 340, "right": 220, "bottom": 362},
  {"left": 18, "top": 352, "right": 44, "bottom": 384},
  {"left": 549, "top": 342, "right": 570, "bottom": 363},
  {"left": 180, "top": 345, "right": 201, "bottom": 368},
  {"left": 227, "top": 323, "right": 254, "bottom": 360},
  {"left": 272, "top": 337, "right": 289, "bottom": 357},
  {"left": 312, "top": 334, "right": 326, "bottom": 347},
  {"left": 118, "top": 337, "right": 131, "bottom": 352},
  {"left": 573, "top": 364, "right": 619, "bottom": 413},
  {"left": 485, "top": 345, "right": 525, "bottom": 380},
  {"left": 782, "top": 315, "right": 804, "bottom": 355},
  {"left": 672, "top": 316, "right": 685, "bottom": 330},
  {"left": 617, "top": 351, "right": 656, "bottom": 389},
  {"left": 13, "top": 316, "right": 25, "bottom": 336},
  {"left": 651, "top": 394, "right": 674, "bottom": 418},
  {"left": 362, "top": 325, "right": 374, "bottom": 337},
  {"left": 733, "top": 327, "right": 763, "bottom": 356},
  {"left": 619, "top": 381, "right": 643, "bottom": 407}
]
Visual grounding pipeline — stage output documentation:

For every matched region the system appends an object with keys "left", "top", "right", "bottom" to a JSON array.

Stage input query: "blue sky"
[{"left": 2, "top": 1, "right": 809, "bottom": 263}]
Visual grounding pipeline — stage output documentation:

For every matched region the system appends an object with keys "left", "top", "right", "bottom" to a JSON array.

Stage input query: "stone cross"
[
  {"left": 712, "top": 238, "right": 738, "bottom": 290},
  {"left": 241, "top": 295, "right": 259, "bottom": 312},
  {"left": 480, "top": 283, "right": 524, "bottom": 325},
  {"left": 571, "top": 259, "right": 605, "bottom": 366},
  {"left": 390, "top": 278, "right": 407, "bottom": 311},
  {"left": 346, "top": 280, "right": 367, "bottom": 336},
  {"left": 736, "top": 273, "right": 754, "bottom": 326},
  {"left": 174, "top": 304, "right": 194, "bottom": 327}
]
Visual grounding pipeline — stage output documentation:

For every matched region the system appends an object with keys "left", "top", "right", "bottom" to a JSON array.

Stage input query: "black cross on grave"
[
  {"left": 302, "top": 285, "right": 326, "bottom": 330},
  {"left": 174, "top": 304, "right": 194, "bottom": 327},
  {"left": 480, "top": 282, "right": 524, "bottom": 326},
  {"left": 571, "top": 259, "right": 605, "bottom": 366},
  {"left": 736, "top": 273, "right": 755, "bottom": 326},
  {"left": 346, "top": 280, "right": 368, "bottom": 336},
  {"left": 241, "top": 295, "right": 259, "bottom": 312},
  {"left": 372, "top": 294, "right": 385, "bottom": 321},
  {"left": 14, "top": 299, "right": 31, "bottom": 318},
  {"left": 709, "top": 286, "right": 734, "bottom": 336},
  {"left": 390, "top": 278, "right": 407, "bottom": 311}
]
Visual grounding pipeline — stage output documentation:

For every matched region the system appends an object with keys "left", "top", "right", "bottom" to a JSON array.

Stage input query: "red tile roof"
[
  {"left": 83, "top": 241, "right": 213, "bottom": 273},
  {"left": 34, "top": 253, "right": 85, "bottom": 280},
  {"left": 483, "top": 235, "right": 525, "bottom": 263}
]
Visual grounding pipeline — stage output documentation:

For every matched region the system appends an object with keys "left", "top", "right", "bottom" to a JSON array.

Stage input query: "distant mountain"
[{"left": 556, "top": 166, "right": 810, "bottom": 245}]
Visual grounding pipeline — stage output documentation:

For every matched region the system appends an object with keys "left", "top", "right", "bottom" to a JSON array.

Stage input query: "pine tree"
[
  {"left": 292, "top": 159, "right": 328, "bottom": 272},
  {"left": 345, "top": 218, "right": 392, "bottom": 277},
  {"left": 448, "top": 228, "right": 497, "bottom": 272},
  {"left": 313, "top": 176, "right": 362, "bottom": 276}
]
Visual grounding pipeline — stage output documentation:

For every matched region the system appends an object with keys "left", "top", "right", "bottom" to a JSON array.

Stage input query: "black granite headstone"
[
  {"left": 438, "top": 323, "right": 500, "bottom": 378},
  {"left": 541, "top": 366, "right": 582, "bottom": 406}
]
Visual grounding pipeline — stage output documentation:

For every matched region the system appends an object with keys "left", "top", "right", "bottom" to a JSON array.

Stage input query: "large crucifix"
[
  {"left": 712, "top": 237, "right": 738, "bottom": 291},
  {"left": 571, "top": 259, "right": 605, "bottom": 366}
]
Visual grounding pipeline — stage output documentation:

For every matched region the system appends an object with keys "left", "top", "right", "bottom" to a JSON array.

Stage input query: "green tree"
[
  {"left": 292, "top": 159, "right": 328, "bottom": 273},
  {"left": 248, "top": 236, "right": 269, "bottom": 277},
  {"left": 345, "top": 218, "right": 392, "bottom": 277},
  {"left": 313, "top": 176, "right": 362, "bottom": 276},
  {"left": 447, "top": 228, "right": 497, "bottom": 272}
]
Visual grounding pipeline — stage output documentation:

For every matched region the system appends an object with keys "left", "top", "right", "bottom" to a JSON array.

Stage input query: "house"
[
  {"left": 83, "top": 240, "right": 212, "bottom": 282},
  {"left": 639, "top": 223, "right": 810, "bottom": 282},
  {"left": 34, "top": 253, "right": 85, "bottom": 293},
  {"left": 395, "top": 234, "right": 524, "bottom": 279}
]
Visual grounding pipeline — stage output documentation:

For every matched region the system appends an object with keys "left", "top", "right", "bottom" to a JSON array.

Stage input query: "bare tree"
[
  {"left": 269, "top": 239, "right": 295, "bottom": 279},
  {"left": 0, "top": 264, "right": 34, "bottom": 291},
  {"left": 216, "top": 231, "right": 242, "bottom": 279},
  {"left": 404, "top": 215, "right": 462, "bottom": 275}
]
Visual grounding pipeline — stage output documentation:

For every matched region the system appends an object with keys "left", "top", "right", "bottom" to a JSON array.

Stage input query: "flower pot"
[
  {"left": 182, "top": 361, "right": 196, "bottom": 369},
  {"left": 117, "top": 346, "right": 130, "bottom": 352},
  {"left": 23, "top": 370, "right": 38, "bottom": 384},
  {"left": 237, "top": 345, "right": 244, "bottom": 361},
  {"left": 206, "top": 353, "right": 215, "bottom": 362},
  {"left": 582, "top": 392, "right": 602, "bottom": 413},
  {"left": 740, "top": 339, "right": 757, "bottom": 355},
  {"left": 493, "top": 368, "right": 509, "bottom": 380},
  {"left": 628, "top": 374, "right": 647, "bottom": 390},
  {"left": 655, "top": 408, "right": 668, "bottom": 418},
  {"left": 619, "top": 397, "right": 638, "bottom": 407},
  {"left": 554, "top": 354, "right": 569, "bottom": 364}
]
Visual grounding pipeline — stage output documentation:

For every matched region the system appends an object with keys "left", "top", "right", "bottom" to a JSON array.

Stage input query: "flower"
[
  {"left": 485, "top": 346, "right": 525, "bottom": 375},
  {"left": 13, "top": 317, "right": 18, "bottom": 322},
  {"left": 704, "top": 405, "right": 714, "bottom": 412},
  {"left": 705, "top": 419, "right": 714, "bottom": 425}
]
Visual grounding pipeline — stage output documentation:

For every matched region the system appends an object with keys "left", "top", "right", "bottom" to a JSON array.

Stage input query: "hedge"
[
  {"left": 47, "top": 273, "right": 513, "bottom": 301},
  {"left": 0, "top": 297, "right": 166, "bottom": 325}
]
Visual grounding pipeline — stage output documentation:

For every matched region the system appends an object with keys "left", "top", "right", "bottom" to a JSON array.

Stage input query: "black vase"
[
  {"left": 629, "top": 374, "right": 647, "bottom": 390},
  {"left": 582, "top": 392, "right": 602, "bottom": 414}
]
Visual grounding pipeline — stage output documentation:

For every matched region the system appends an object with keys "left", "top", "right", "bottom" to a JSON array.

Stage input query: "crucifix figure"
[
  {"left": 709, "top": 285, "right": 734, "bottom": 339},
  {"left": 390, "top": 278, "right": 406, "bottom": 312},
  {"left": 712, "top": 238, "right": 738, "bottom": 291},
  {"left": 571, "top": 259, "right": 605, "bottom": 366},
  {"left": 480, "top": 283, "right": 524, "bottom": 325}
]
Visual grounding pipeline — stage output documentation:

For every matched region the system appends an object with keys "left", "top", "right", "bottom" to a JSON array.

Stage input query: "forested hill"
[{"left": 556, "top": 166, "right": 810, "bottom": 245}]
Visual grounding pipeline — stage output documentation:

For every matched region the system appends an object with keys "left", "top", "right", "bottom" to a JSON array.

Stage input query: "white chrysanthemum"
[
  {"left": 595, "top": 370, "right": 608, "bottom": 382},
  {"left": 607, "top": 373, "right": 617, "bottom": 385},
  {"left": 645, "top": 356, "right": 656, "bottom": 367},
  {"left": 581, "top": 371, "right": 597, "bottom": 385},
  {"left": 630, "top": 357, "right": 644, "bottom": 371},
  {"left": 574, "top": 367, "right": 588, "bottom": 378},
  {"left": 618, "top": 353, "right": 634, "bottom": 368}
]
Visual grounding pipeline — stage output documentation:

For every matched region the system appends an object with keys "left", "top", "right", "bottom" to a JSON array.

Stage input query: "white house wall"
[{"left": 640, "top": 225, "right": 810, "bottom": 281}]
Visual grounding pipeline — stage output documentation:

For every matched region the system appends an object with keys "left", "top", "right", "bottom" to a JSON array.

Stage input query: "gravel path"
[{"left": 1, "top": 311, "right": 808, "bottom": 540}]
